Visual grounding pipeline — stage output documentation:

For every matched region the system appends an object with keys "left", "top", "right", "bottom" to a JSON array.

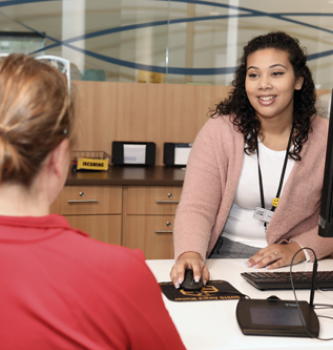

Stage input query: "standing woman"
[{"left": 171, "top": 31, "right": 333, "bottom": 288}]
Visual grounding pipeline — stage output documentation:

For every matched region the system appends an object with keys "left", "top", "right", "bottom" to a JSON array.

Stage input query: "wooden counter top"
[{"left": 66, "top": 166, "right": 186, "bottom": 186}]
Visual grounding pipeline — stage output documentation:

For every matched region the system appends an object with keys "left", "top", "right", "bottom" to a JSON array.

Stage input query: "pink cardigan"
[{"left": 174, "top": 115, "right": 333, "bottom": 262}]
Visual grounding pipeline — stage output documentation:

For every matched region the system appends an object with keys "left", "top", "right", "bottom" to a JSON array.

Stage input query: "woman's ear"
[
  {"left": 42, "top": 139, "right": 70, "bottom": 205},
  {"left": 295, "top": 76, "right": 304, "bottom": 90},
  {"left": 47, "top": 139, "right": 70, "bottom": 179},
  {"left": 32, "top": 139, "right": 70, "bottom": 207}
]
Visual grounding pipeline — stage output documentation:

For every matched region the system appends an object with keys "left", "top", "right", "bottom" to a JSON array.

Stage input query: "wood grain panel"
[
  {"left": 127, "top": 186, "right": 182, "bottom": 214},
  {"left": 50, "top": 186, "right": 122, "bottom": 215},
  {"left": 124, "top": 215, "right": 174, "bottom": 259},
  {"left": 64, "top": 214, "right": 121, "bottom": 245},
  {"left": 72, "top": 81, "right": 328, "bottom": 166},
  {"left": 73, "top": 81, "right": 233, "bottom": 165},
  {"left": 74, "top": 82, "right": 166, "bottom": 164},
  {"left": 164, "top": 84, "right": 231, "bottom": 143}
]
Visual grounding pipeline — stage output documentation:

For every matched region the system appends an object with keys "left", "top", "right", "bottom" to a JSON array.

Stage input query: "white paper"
[
  {"left": 123, "top": 144, "right": 146, "bottom": 164},
  {"left": 174, "top": 147, "right": 191, "bottom": 165}
]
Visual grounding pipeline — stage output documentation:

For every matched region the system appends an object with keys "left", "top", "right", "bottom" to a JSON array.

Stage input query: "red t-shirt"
[{"left": 0, "top": 215, "right": 186, "bottom": 350}]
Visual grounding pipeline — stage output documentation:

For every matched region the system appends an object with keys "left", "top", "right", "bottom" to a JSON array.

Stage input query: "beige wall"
[{"left": 73, "top": 81, "right": 331, "bottom": 165}]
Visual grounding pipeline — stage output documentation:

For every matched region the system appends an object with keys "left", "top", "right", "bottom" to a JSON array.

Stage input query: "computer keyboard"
[{"left": 241, "top": 271, "right": 333, "bottom": 290}]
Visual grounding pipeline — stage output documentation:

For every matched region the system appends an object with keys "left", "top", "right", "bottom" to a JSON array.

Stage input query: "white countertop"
[{"left": 146, "top": 259, "right": 333, "bottom": 350}]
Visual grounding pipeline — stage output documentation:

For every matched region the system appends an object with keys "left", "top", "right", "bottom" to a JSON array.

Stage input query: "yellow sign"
[{"left": 77, "top": 157, "right": 108, "bottom": 171}]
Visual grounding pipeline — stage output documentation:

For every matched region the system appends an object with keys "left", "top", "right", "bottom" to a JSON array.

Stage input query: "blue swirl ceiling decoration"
[{"left": 0, "top": 0, "right": 333, "bottom": 75}]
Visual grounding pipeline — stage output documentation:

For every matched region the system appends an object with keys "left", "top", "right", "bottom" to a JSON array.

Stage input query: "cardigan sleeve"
[
  {"left": 266, "top": 116, "right": 333, "bottom": 262},
  {"left": 173, "top": 117, "right": 239, "bottom": 261},
  {"left": 284, "top": 206, "right": 333, "bottom": 262},
  {"left": 290, "top": 227, "right": 333, "bottom": 261},
  {"left": 173, "top": 119, "right": 224, "bottom": 261}
]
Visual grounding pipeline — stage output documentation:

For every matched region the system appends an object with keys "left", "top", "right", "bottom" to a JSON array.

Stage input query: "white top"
[{"left": 223, "top": 140, "right": 295, "bottom": 248}]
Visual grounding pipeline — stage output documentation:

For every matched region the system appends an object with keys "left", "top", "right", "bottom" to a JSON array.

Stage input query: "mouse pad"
[{"left": 159, "top": 280, "right": 245, "bottom": 302}]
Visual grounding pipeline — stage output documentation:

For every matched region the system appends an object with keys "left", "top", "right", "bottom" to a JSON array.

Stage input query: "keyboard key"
[{"left": 241, "top": 271, "right": 333, "bottom": 290}]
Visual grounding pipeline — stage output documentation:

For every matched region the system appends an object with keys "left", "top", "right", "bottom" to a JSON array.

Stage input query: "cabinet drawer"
[
  {"left": 124, "top": 215, "right": 174, "bottom": 259},
  {"left": 51, "top": 186, "right": 122, "bottom": 215},
  {"left": 127, "top": 186, "right": 182, "bottom": 215},
  {"left": 65, "top": 214, "right": 121, "bottom": 246}
]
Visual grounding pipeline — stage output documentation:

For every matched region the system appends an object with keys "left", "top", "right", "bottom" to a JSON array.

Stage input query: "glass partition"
[{"left": 0, "top": 0, "right": 333, "bottom": 88}]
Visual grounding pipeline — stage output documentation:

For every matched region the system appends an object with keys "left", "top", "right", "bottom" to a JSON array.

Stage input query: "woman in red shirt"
[{"left": 0, "top": 54, "right": 186, "bottom": 350}]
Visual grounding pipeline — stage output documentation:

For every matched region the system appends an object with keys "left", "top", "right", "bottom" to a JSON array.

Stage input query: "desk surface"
[
  {"left": 66, "top": 166, "right": 185, "bottom": 186},
  {"left": 146, "top": 259, "right": 333, "bottom": 350}
]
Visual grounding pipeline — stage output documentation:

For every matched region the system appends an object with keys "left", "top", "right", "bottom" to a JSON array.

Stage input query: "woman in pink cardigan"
[{"left": 171, "top": 31, "right": 333, "bottom": 289}]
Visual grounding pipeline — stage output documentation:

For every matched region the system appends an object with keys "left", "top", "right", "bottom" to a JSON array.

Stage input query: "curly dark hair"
[{"left": 211, "top": 31, "right": 316, "bottom": 160}]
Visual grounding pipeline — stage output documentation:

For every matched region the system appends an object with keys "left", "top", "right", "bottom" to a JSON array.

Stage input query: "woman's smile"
[{"left": 257, "top": 95, "right": 277, "bottom": 105}]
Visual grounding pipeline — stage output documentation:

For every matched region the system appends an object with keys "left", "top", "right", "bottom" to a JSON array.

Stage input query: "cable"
[
  {"left": 290, "top": 248, "right": 333, "bottom": 341},
  {"left": 318, "top": 315, "right": 333, "bottom": 321},
  {"left": 314, "top": 304, "right": 333, "bottom": 310},
  {"left": 318, "top": 288, "right": 333, "bottom": 291}
]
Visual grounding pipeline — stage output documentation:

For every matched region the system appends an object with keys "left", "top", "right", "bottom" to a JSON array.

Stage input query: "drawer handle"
[
  {"left": 67, "top": 199, "right": 99, "bottom": 204},
  {"left": 155, "top": 230, "right": 173, "bottom": 234},
  {"left": 155, "top": 200, "right": 179, "bottom": 204}
]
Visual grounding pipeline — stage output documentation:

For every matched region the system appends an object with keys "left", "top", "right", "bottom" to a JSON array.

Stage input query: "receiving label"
[{"left": 123, "top": 144, "right": 146, "bottom": 164}]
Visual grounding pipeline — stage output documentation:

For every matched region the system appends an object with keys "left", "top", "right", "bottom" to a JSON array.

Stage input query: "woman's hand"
[
  {"left": 246, "top": 242, "right": 306, "bottom": 270},
  {"left": 170, "top": 251, "right": 210, "bottom": 289}
]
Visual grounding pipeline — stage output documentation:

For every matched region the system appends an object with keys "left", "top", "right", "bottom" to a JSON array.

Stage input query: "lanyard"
[{"left": 256, "top": 125, "right": 294, "bottom": 217}]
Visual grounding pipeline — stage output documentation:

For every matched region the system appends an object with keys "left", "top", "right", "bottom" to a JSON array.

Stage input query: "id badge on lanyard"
[
  {"left": 253, "top": 126, "right": 293, "bottom": 228},
  {"left": 253, "top": 207, "right": 274, "bottom": 223}
]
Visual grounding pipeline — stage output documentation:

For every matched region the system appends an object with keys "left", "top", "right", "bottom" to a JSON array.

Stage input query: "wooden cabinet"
[
  {"left": 126, "top": 186, "right": 182, "bottom": 215},
  {"left": 126, "top": 216, "right": 174, "bottom": 259},
  {"left": 123, "top": 186, "right": 182, "bottom": 259},
  {"left": 51, "top": 186, "right": 122, "bottom": 215},
  {"left": 50, "top": 186, "right": 122, "bottom": 245},
  {"left": 51, "top": 184, "right": 183, "bottom": 259}
]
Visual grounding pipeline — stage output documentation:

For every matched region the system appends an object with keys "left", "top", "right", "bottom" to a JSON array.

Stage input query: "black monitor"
[{"left": 318, "top": 89, "right": 333, "bottom": 237}]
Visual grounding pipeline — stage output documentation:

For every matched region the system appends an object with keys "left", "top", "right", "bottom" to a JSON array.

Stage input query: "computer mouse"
[
  {"left": 266, "top": 295, "right": 280, "bottom": 301},
  {"left": 180, "top": 269, "right": 204, "bottom": 291}
]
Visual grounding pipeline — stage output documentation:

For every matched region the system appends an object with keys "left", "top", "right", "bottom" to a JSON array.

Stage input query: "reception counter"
[
  {"left": 147, "top": 258, "right": 333, "bottom": 350},
  {"left": 65, "top": 166, "right": 186, "bottom": 186}
]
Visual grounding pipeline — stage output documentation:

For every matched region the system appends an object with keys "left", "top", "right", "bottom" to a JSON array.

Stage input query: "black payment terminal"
[{"left": 236, "top": 298, "right": 319, "bottom": 337}]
